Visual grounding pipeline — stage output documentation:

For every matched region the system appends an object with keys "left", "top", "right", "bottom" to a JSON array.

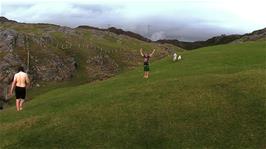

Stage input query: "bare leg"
[
  {"left": 16, "top": 99, "right": 20, "bottom": 111},
  {"left": 146, "top": 72, "right": 149, "bottom": 78},
  {"left": 144, "top": 72, "right": 147, "bottom": 78},
  {"left": 19, "top": 100, "right": 24, "bottom": 111}
]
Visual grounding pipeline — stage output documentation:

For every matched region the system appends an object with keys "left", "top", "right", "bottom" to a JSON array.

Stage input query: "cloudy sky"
[{"left": 1, "top": 0, "right": 266, "bottom": 41}]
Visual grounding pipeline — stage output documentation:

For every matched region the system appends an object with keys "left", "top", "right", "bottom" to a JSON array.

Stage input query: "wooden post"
[
  {"left": 27, "top": 49, "right": 30, "bottom": 69},
  {"left": 26, "top": 36, "right": 30, "bottom": 72}
]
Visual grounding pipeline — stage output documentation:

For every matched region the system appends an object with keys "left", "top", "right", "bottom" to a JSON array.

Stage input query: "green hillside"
[
  {"left": 1, "top": 22, "right": 181, "bottom": 84},
  {"left": 1, "top": 41, "right": 266, "bottom": 148}
]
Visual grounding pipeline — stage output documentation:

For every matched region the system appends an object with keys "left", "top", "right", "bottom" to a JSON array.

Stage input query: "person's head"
[
  {"left": 144, "top": 53, "right": 148, "bottom": 57},
  {"left": 17, "top": 66, "right": 25, "bottom": 72}
]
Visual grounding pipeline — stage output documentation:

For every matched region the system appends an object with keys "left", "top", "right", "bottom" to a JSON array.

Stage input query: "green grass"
[{"left": 1, "top": 41, "right": 265, "bottom": 148}]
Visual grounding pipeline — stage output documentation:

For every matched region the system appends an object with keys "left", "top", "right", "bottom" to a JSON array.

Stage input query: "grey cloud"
[
  {"left": 71, "top": 4, "right": 116, "bottom": 13},
  {"left": 1, "top": 2, "right": 247, "bottom": 41},
  {"left": 150, "top": 31, "right": 166, "bottom": 41},
  {"left": 129, "top": 17, "right": 245, "bottom": 41},
  {"left": 2, "top": 3, "right": 122, "bottom": 27}
]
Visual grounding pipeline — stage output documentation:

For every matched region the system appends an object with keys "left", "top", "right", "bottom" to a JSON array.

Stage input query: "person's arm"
[
  {"left": 150, "top": 49, "right": 156, "bottom": 57},
  {"left": 140, "top": 48, "right": 144, "bottom": 57},
  {"left": 9, "top": 76, "right": 16, "bottom": 96}
]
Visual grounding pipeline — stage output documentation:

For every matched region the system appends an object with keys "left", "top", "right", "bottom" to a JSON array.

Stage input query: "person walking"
[{"left": 9, "top": 66, "right": 30, "bottom": 111}]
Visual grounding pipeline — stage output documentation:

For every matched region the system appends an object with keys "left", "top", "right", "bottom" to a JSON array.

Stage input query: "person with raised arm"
[{"left": 140, "top": 48, "right": 156, "bottom": 78}]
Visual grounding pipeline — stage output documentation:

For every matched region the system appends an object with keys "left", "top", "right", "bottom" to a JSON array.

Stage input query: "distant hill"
[
  {"left": 157, "top": 28, "right": 266, "bottom": 50},
  {"left": 232, "top": 28, "right": 266, "bottom": 43},
  {"left": 77, "top": 26, "right": 151, "bottom": 42},
  {"left": 0, "top": 17, "right": 17, "bottom": 23},
  {"left": 157, "top": 34, "right": 243, "bottom": 50}
]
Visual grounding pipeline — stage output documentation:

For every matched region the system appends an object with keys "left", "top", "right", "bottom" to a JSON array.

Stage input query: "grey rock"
[
  {"left": 57, "top": 27, "right": 77, "bottom": 35},
  {"left": 86, "top": 54, "right": 119, "bottom": 80},
  {"left": 1, "top": 54, "right": 23, "bottom": 79},
  {"left": 0, "top": 29, "right": 18, "bottom": 51},
  {"left": 33, "top": 53, "right": 76, "bottom": 81}
]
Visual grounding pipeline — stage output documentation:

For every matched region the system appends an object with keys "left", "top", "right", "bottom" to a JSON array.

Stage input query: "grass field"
[{"left": 0, "top": 41, "right": 266, "bottom": 148}]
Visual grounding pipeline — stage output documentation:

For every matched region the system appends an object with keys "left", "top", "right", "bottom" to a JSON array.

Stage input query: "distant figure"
[
  {"left": 178, "top": 55, "right": 182, "bottom": 61},
  {"left": 140, "top": 48, "right": 156, "bottom": 78},
  {"left": 173, "top": 53, "right": 177, "bottom": 62},
  {"left": 9, "top": 66, "right": 30, "bottom": 111}
]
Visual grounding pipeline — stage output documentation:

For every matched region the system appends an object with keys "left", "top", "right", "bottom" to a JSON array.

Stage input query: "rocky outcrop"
[
  {"left": 0, "top": 17, "right": 17, "bottom": 23},
  {"left": 0, "top": 53, "right": 25, "bottom": 83},
  {"left": 233, "top": 28, "right": 266, "bottom": 43},
  {"left": 57, "top": 26, "right": 77, "bottom": 35},
  {"left": 0, "top": 53, "right": 25, "bottom": 100},
  {"left": 0, "top": 29, "right": 28, "bottom": 53},
  {"left": 0, "top": 29, "right": 18, "bottom": 52},
  {"left": 32, "top": 53, "right": 76, "bottom": 81},
  {"left": 0, "top": 41, "right": 9, "bottom": 51},
  {"left": 86, "top": 54, "right": 119, "bottom": 81},
  {"left": 0, "top": 29, "right": 77, "bottom": 88}
]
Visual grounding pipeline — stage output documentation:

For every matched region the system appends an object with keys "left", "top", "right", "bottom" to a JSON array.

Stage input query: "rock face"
[
  {"left": 230, "top": 28, "right": 266, "bottom": 44},
  {"left": 0, "top": 53, "right": 24, "bottom": 100},
  {"left": 0, "top": 29, "right": 18, "bottom": 52},
  {"left": 0, "top": 28, "right": 77, "bottom": 93},
  {"left": 0, "top": 53, "right": 25, "bottom": 83},
  {"left": 0, "top": 29, "right": 29, "bottom": 53},
  {"left": 239, "top": 28, "right": 266, "bottom": 41},
  {"left": 32, "top": 53, "right": 76, "bottom": 81},
  {"left": 86, "top": 54, "right": 119, "bottom": 81}
]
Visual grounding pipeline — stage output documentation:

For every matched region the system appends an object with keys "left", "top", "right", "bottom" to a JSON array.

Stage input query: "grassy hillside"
[
  {"left": 1, "top": 22, "right": 181, "bottom": 83},
  {"left": 0, "top": 41, "right": 265, "bottom": 148}
]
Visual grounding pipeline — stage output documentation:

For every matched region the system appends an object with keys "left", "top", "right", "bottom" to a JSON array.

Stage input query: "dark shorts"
[
  {"left": 144, "top": 65, "right": 150, "bottom": 72},
  {"left": 15, "top": 86, "right": 26, "bottom": 100}
]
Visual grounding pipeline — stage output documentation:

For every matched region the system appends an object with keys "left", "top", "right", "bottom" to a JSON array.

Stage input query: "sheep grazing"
[
  {"left": 173, "top": 53, "right": 182, "bottom": 62},
  {"left": 178, "top": 55, "right": 182, "bottom": 61},
  {"left": 173, "top": 53, "right": 177, "bottom": 62}
]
